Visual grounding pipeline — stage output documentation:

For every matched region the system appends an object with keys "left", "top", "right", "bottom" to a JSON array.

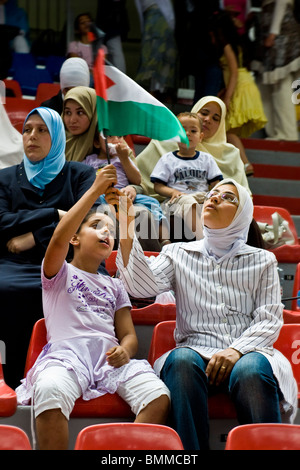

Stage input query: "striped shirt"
[{"left": 116, "top": 237, "right": 298, "bottom": 422}]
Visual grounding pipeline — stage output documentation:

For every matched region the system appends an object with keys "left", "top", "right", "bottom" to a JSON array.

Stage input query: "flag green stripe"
[{"left": 96, "top": 96, "right": 188, "bottom": 143}]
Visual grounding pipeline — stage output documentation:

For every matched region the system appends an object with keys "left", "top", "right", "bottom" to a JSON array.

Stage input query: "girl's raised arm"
[{"left": 43, "top": 165, "right": 117, "bottom": 278}]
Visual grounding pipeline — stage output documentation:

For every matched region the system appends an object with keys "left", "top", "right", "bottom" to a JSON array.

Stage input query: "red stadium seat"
[
  {"left": 273, "top": 324, "right": 300, "bottom": 406},
  {"left": 283, "top": 309, "right": 300, "bottom": 323},
  {"left": 148, "top": 321, "right": 300, "bottom": 416},
  {"left": 3, "top": 79, "right": 22, "bottom": 98},
  {"left": 4, "top": 97, "right": 38, "bottom": 133},
  {"left": 148, "top": 321, "right": 237, "bottom": 419},
  {"left": 291, "top": 263, "right": 300, "bottom": 311},
  {"left": 253, "top": 205, "right": 299, "bottom": 246},
  {"left": 225, "top": 423, "right": 300, "bottom": 450},
  {"left": 105, "top": 250, "right": 159, "bottom": 277},
  {"left": 24, "top": 319, "right": 133, "bottom": 419},
  {"left": 35, "top": 82, "right": 60, "bottom": 106},
  {"left": 0, "top": 425, "right": 32, "bottom": 450},
  {"left": 131, "top": 303, "right": 176, "bottom": 325},
  {"left": 0, "top": 361, "right": 17, "bottom": 417},
  {"left": 74, "top": 422, "right": 184, "bottom": 450}
]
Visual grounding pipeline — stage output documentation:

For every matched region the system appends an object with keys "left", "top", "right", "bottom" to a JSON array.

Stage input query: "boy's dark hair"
[{"left": 177, "top": 112, "right": 203, "bottom": 131}]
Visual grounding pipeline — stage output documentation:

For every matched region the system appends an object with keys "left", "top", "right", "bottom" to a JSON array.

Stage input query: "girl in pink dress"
[{"left": 16, "top": 165, "right": 170, "bottom": 450}]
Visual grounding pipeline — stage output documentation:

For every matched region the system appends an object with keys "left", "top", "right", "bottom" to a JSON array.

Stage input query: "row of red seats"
[
  {"left": 1, "top": 315, "right": 300, "bottom": 450},
  {"left": 1, "top": 310, "right": 299, "bottom": 424},
  {"left": 0, "top": 422, "right": 184, "bottom": 451},
  {"left": 2, "top": 420, "right": 300, "bottom": 450}
]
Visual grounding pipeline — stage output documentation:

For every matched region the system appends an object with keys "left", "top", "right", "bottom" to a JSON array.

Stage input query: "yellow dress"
[{"left": 221, "top": 50, "right": 267, "bottom": 138}]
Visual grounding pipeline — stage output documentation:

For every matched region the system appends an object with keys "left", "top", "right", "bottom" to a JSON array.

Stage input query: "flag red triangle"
[{"left": 93, "top": 48, "right": 115, "bottom": 101}]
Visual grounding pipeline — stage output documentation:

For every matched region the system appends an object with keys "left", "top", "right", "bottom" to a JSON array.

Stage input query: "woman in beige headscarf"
[
  {"left": 135, "top": 95, "right": 251, "bottom": 201},
  {"left": 63, "top": 86, "right": 98, "bottom": 162}
]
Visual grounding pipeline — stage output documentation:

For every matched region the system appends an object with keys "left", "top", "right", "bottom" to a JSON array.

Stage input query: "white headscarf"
[
  {"left": 135, "top": 95, "right": 251, "bottom": 200},
  {"left": 191, "top": 96, "right": 250, "bottom": 193},
  {"left": 59, "top": 57, "right": 90, "bottom": 91},
  {"left": 202, "top": 178, "right": 253, "bottom": 263}
]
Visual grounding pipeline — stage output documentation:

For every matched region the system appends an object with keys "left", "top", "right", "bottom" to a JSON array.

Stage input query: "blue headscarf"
[{"left": 23, "top": 107, "right": 66, "bottom": 191}]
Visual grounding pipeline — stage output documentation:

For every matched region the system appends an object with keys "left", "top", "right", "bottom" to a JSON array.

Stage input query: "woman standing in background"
[
  {"left": 134, "top": 0, "right": 177, "bottom": 101},
  {"left": 251, "top": 0, "right": 300, "bottom": 141}
]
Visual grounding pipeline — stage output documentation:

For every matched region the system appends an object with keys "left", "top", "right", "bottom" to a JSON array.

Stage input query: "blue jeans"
[{"left": 160, "top": 347, "right": 282, "bottom": 450}]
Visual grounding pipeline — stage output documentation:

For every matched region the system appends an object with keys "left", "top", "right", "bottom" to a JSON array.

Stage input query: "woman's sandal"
[{"left": 244, "top": 163, "right": 254, "bottom": 177}]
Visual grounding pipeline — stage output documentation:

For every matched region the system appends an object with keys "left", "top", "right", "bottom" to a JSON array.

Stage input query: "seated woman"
[
  {"left": 109, "top": 178, "right": 298, "bottom": 450},
  {"left": 133, "top": 95, "right": 251, "bottom": 241},
  {"left": 62, "top": 86, "right": 98, "bottom": 163},
  {"left": 40, "top": 57, "right": 90, "bottom": 115},
  {"left": 135, "top": 95, "right": 251, "bottom": 203},
  {"left": 0, "top": 107, "right": 98, "bottom": 388}
]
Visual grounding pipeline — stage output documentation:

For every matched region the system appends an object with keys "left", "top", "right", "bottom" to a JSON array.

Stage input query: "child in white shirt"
[{"left": 150, "top": 112, "right": 223, "bottom": 239}]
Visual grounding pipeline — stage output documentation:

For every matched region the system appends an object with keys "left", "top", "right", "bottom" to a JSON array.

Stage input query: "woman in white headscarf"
[
  {"left": 112, "top": 177, "right": 298, "bottom": 450},
  {"left": 40, "top": 57, "right": 90, "bottom": 114},
  {"left": 134, "top": 95, "right": 251, "bottom": 203}
]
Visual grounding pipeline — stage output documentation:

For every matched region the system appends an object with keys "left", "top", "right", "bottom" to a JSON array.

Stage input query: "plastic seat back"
[
  {"left": 253, "top": 205, "right": 298, "bottom": 245},
  {"left": 4, "top": 97, "right": 38, "bottom": 132},
  {"left": 273, "top": 324, "right": 300, "bottom": 401},
  {"left": 283, "top": 309, "right": 300, "bottom": 323},
  {"left": 74, "top": 423, "right": 184, "bottom": 450},
  {"left": 225, "top": 423, "right": 300, "bottom": 450},
  {"left": 35, "top": 82, "right": 60, "bottom": 105},
  {"left": 3, "top": 79, "right": 22, "bottom": 98},
  {"left": 131, "top": 303, "right": 176, "bottom": 325},
  {"left": 0, "top": 360, "right": 17, "bottom": 417},
  {"left": 0, "top": 425, "right": 32, "bottom": 450},
  {"left": 24, "top": 319, "right": 133, "bottom": 418},
  {"left": 148, "top": 320, "right": 176, "bottom": 366},
  {"left": 105, "top": 250, "right": 159, "bottom": 277},
  {"left": 148, "top": 322, "right": 300, "bottom": 417},
  {"left": 291, "top": 262, "right": 300, "bottom": 311}
]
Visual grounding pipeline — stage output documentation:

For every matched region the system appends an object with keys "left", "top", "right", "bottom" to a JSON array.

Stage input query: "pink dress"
[
  {"left": 16, "top": 261, "right": 154, "bottom": 404},
  {"left": 67, "top": 41, "right": 93, "bottom": 69}
]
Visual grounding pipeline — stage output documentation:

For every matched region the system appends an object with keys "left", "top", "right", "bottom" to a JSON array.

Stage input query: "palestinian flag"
[{"left": 93, "top": 48, "right": 188, "bottom": 145}]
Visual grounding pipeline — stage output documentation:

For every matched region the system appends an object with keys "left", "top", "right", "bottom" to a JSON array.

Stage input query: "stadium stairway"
[
  {"left": 243, "top": 138, "right": 300, "bottom": 233},
  {"left": 242, "top": 138, "right": 300, "bottom": 310}
]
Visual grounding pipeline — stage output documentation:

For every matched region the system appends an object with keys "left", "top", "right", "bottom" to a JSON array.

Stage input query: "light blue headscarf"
[{"left": 23, "top": 107, "right": 66, "bottom": 191}]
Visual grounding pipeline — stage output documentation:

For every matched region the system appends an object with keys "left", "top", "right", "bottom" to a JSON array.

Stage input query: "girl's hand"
[
  {"left": 106, "top": 345, "right": 130, "bottom": 368},
  {"left": 105, "top": 186, "right": 135, "bottom": 240},
  {"left": 105, "top": 186, "right": 134, "bottom": 219},
  {"left": 95, "top": 164, "right": 117, "bottom": 194},
  {"left": 115, "top": 142, "right": 130, "bottom": 162},
  {"left": 120, "top": 185, "right": 136, "bottom": 202}
]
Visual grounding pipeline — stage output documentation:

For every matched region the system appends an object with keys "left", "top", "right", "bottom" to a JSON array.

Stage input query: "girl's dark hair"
[
  {"left": 208, "top": 10, "right": 240, "bottom": 60},
  {"left": 74, "top": 12, "right": 93, "bottom": 38},
  {"left": 67, "top": 206, "right": 116, "bottom": 261}
]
